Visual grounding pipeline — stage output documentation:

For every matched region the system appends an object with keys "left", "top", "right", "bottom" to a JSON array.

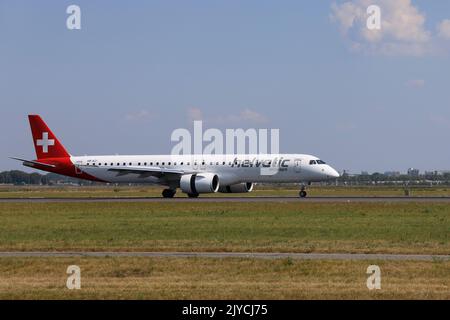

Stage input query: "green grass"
[
  {"left": 0, "top": 257, "right": 448, "bottom": 299},
  {"left": 0, "top": 185, "right": 449, "bottom": 198},
  {"left": 0, "top": 202, "right": 448, "bottom": 254}
]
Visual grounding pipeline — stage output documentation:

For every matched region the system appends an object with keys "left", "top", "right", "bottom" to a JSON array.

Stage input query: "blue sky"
[{"left": 1, "top": 0, "right": 450, "bottom": 173}]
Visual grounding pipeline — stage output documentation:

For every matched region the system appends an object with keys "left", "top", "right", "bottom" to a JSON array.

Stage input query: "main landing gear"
[
  {"left": 162, "top": 189, "right": 199, "bottom": 198},
  {"left": 162, "top": 189, "right": 177, "bottom": 198},
  {"left": 187, "top": 193, "right": 199, "bottom": 198}
]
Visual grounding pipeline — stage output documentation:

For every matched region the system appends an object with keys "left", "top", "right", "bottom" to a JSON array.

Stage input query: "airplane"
[{"left": 11, "top": 115, "right": 340, "bottom": 198}]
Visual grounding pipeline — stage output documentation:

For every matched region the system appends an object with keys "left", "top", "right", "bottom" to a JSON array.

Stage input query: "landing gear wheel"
[
  {"left": 162, "top": 189, "right": 176, "bottom": 198},
  {"left": 187, "top": 193, "right": 199, "bottom": 198},
  {"left": 299, "top": 184, "right": 308, "bottom": 198}
]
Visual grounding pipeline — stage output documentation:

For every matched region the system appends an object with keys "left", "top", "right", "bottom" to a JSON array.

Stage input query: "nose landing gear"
[{"left": 299, "top": 184, "right": 308, "bottom": 198}]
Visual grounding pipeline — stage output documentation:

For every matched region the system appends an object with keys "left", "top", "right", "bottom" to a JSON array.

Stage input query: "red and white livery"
[{"left": 12, "top": 115, "right": 339, "bottom": 198}]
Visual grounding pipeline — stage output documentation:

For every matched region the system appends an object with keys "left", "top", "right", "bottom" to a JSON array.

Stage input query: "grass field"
[
  {"left": 0, "top": 202, "right": 448, "bottom": 254},
  {"left": 1, "top": 185, "right": 450, "bottom": 198},
  {"left": 0, "top": 186, "right": 448, "bottom": 299},
  {"left": 0, "top": 257, "right": 448, "bottom": 299}
]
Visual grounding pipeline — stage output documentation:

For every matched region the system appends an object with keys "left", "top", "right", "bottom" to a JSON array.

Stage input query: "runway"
[
  {"left": 0, "top": 251, "right": 448, "bottom": 261},
  {"left": 1, "top": 196, "right": 450, "bottom": 203}
]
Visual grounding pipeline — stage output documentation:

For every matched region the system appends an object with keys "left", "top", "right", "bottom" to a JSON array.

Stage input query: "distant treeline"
[
  {"left": 1, "top": 170, "right": 450, "bottom": 186},
  {"left": 0, "top": 170, "right": 86, "bottom": 185},
  {"left": 340, "top": 172, "right": 450, "bottom": 185}
]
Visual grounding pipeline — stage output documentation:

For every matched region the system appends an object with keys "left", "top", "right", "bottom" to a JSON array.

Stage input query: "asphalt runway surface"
[
  {"left": 0, "top": 251, "right": 448, "bottom": 261},
  {"left": 1, "top": 196, "right": 450, "bottom": 203}
]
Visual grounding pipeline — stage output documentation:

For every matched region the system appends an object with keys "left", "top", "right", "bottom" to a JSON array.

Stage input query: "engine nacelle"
[
  {"left": 218, "top": 182, "right": 254, "bottom": 193},
  {"left": 180, "top": 173, "right": 220, "bottom": 194}
]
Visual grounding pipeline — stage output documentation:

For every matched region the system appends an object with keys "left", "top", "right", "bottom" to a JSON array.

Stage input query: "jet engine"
[
  {"left": 180, "top": 173, "right": 220, "bottom": 194},
  {"left": 218, "top": 182, "right": 254, "bottom": 193}
]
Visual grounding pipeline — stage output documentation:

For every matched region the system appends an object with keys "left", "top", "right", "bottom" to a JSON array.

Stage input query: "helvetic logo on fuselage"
[{"left": 231, "top": 157, "right": 290, "bottom": 171}]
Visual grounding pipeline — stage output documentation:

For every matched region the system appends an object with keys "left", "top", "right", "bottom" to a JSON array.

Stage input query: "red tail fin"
[{"left": 28, "top": 115, "right": 70, "bottom": 159}]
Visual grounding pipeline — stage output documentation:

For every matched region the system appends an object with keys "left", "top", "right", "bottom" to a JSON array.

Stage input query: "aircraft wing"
[{"left": 106, "top": 166, "right": 189, "bottom": 179}]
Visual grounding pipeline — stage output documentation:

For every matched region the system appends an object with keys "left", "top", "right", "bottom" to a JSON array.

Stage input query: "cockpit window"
[{"left": 310, "top": 159, "right": 326, "bottom": 165}]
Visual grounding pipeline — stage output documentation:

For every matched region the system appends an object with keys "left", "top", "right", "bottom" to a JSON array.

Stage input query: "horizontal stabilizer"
[{"left": 10, "top": 157, "right": 56, "bottom": 168}]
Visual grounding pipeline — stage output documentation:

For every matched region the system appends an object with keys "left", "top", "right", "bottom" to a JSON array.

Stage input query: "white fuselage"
[
  {"left": 72, "top": 153, "right": 339, "bottom": 187},
  {"left": 17, "top": 115, "right": 340, "bottom": 197}
]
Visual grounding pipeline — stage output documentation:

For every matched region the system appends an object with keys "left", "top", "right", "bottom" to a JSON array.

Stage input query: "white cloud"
[
  {"left": 331, "top": 2, "right": 364, "bottom": 34},
  {"left": 125, "top": 110, "right": 155, "bottom": 121},
  {"left": 187, "top": 107, "right": 203, "bottom": 122},
  {"left": 405, "top": 79, "right": 425, "bottom": 88},
  {"left": 336, "top": 122, "right": 357, "bottom": 132},
  {"left": 186, "top": 108, "right": 269, "bottom": 125},
  {"left": 437, "top": 19, "right": 450, "bottom": 39},
  {"left": 330, "top": 0, "right": 444, "bottom": 56},
  {"left": 429, "top": 114, "right": 450, "bottom": 127},
  {"left": 226, "top": 108, "right": 269, "bottom": 124}
]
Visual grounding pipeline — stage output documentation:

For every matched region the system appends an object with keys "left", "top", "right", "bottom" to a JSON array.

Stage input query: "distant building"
[
  {"left": 384, "top": 171, "right": 401, "bottom": 177},
  {"left": 407, "top": 168, "right": 420, "bottom": 177}
]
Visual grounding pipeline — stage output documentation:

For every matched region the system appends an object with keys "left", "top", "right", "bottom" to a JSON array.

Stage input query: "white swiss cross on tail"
[{"left": 36, "top": 132, "right": 55, "bottom": 153}]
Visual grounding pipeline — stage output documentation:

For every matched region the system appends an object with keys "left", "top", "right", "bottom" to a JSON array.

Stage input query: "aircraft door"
[
  {"left": 192, "top": 158, "right": 199, "bottom": 170},
  {"left": 74, "top": 160, "right": 83, "bottom": 175},
  {"left": 294, "top": 159, "right": 302, "bottom": 173}
]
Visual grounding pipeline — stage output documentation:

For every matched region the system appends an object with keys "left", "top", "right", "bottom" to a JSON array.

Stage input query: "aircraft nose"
[{"left": 326, "top": 166, "right": 340, "bottom": 178}]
